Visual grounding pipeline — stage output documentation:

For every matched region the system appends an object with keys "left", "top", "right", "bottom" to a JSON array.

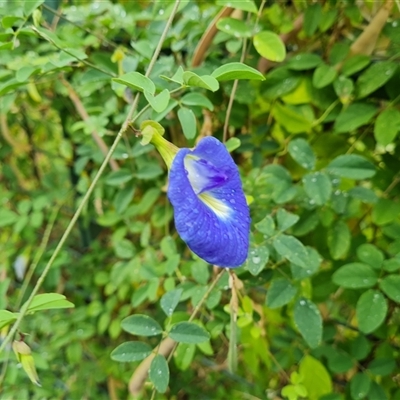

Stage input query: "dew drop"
[
  {"left": 299, "top": 300, "right": 306, "bottom": 305},
  {"left": 252, "top": 256, "right": 261, "bottom": 264}
]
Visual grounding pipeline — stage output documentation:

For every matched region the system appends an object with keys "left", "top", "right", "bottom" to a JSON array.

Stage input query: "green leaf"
[
  {"left": 26, "top": 293, "right": 74, "bottom": 312},
  {"left": 105, "top": 169, "right": 134, "bottom": 186},
  {"left": 287, "top": 53, "right": 322, "bottom": 70},
  {"left": 356, "top": 244, "right": 384, "bottom": 270},
  {"left": 356, "top": 290, "right": 388, "bottom": 334},
  {"left": 304, "top": 3, "right": 322, "bottom": 37},
  {"left": 121, "top": 315, "right": 163, "bottom": 336},
  {"left": 356, "top": 61, "right": 397, "bottom": 99},
  {"left": 24, "top": 0, "right": 44, "bottom": 16},
  {"left": 348, "top": 187, "right": 378, "bottom": 204},
  {"left": 379, "top": 275, "right": 400, "bottom": 303},
  {"left": 299, "top": 356, "right": 332, "bottom": 400},
  {"left": 328, "top": 220, "right": 351, "bottom": 260},
  {"left": 247, "top": 245, "right": 269, "bottom": 276},
  {"left": 211, "top": 62, "right": 265, "bottom": 81},
  {"left": 224, "top": 137, "right": 241, "bottom": 153},
  {"left": 168, "top": 322, "right": 210, "bottom": 344},
  {"left": 367, "top": 382, "right": 388, "bottom": 400},
  {"left": 113, "top": 72, "right": 155, "bottom": 95},
  {"left": 216, "top": 0, "right": 258, "bottom": 13},
  {"left": 144, "top": 89, "right": 170, "bottom": 113},
  {"left": 293, "top": 298, "right": 322, "bottom": 349},
  {"left": 160, "top": 289, "right": 183, "bottom": 316},
  {"left": 334, "top": 103, "right": 377, "bottom": 133},
  {"left": 374, "top": 108, "right": 400, "bottom": 146},
  {"left": 174, "top": 343, "right": 196, "bottom": 370},
  {"left": 160, "top": 66, "right": 184, "bottom": 84},
  {"left": 368, "top": 358, "right": 396, "bottom": 377},
  {"left": 181, "top": 93, "right": 214, "bottom": 111},
  {"left": 110, "top": 341, "right": 152, "bottom": 362},
  {"left": 272, "top": 103, "right": 313, "bottom": 134},
  {"left": 342, "top": 54, "right": 370, "bottom": 77},
  {"left": 149, "top": 354, "right": 169, "bottom": 393},
  {"left": 372, "top": 199, "right": 400, "bottom": 225},
  {"left": 312, "top": 63, "right": 337, "bottom": 88},
  {"left": 182, "top": 71, "right": 219, "bottom": 92},
  {"left": 288, "top": 138, "right": 316, "bottom": 170},
  {"left": 326, "top": 155, "right": 376, "bottom": 180},
  {"left": 253, "top": 31, "right": 286, "bottom": 62},
  {"left": 350, "top": 373, "right": 371, "bottom": 400},
  {"left": 303, "top": 172, "right": 332, "bottom": 206},
  {"left": 276, "top": 208, "right": 299, "bottom": 231},
  {"left": 262, "top": 67, "right": 301, "bottom": 99},
  {"left": 178, "top": 107, "right": 197, "bottom": 139},
  {"left": 15, "top": 66, "right": 41, "bottom": 82},
  {"left": 332, "top": 263, "right": 377, "bottom": 289},
  {"left": 216, "top": 17, "right": 252, "bottom": 38},
  {"left": 273, "top": 234, "right": 309, "bottom": 268},
  {"left": 0, "top": 208, "right": 18, "bottom": 227},
  {"left": 266, "top": 278, "right": 297, "bottom": 308},
  {"left": 0, "top": 310, "right": 18, "bottom": 330},
  {"left": 333, "top": 75, "right": 354, "bottom": 103},
  {"left": 255, "top": 215, "right": 275, "bottom": 237}
]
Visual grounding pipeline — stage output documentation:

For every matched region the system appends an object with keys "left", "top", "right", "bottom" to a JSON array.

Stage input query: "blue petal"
[{"left": 167, "top": 137, "right": 250, "bottom": 267}]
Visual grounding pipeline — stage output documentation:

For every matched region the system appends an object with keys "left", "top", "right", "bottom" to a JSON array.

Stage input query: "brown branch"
[
  {"left": 60, "top": 77, "right": 119, "bottom": 171},
  {"left": 349, "top": 0, "right": 394, "bottom": 57},
  {"left": 191, "top": 6, "right": 234, "bottom": 67},
  {"left": 257, "top": 14, "right": 304, "bottom": 74}
]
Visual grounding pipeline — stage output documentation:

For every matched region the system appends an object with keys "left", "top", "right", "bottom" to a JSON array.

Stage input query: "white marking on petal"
[{"left": 198, "top": 192, "right": 231, "bottom": 219}]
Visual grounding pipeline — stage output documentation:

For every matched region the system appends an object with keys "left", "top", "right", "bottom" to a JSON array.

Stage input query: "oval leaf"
[
  {"left": 294, "top": 298, "right": 322, "bottom": 348},
  {"left": 303, "top": 172, "right": 332, "bottom": 206},
  {"left": 121, "top": 314, "right": 163, "bottom": 336},
  {"left": 160, "top": 289, "right": 183, "bottom": 317},
  {"left": 113, "top": 72, "right": 155, "bottom": 95},
  {"left": 326, "top": 154, "right": 376, "bottom": 180},
  {"left": 379, "top": 275, "right": 400, "bottom": 303},
  {"left": 266, "top": 278, "right": 297, "bottom": 308},
  {"left": 273, "top": 234, "right": 309, "bottom": 268},
  {"left": 144, "top": 89, "right": 170, "bottom": 113},
  {"left": 253, "top": 31, "right": 286, "bottom": 62},
  {"left": 211, "top": 62, "right": 265, "bottom": 81},
  {"left": 178, "top": 107, "right": 197, "bottom": 139},
  {"left": 149, "top": 354, "right": 169, "bottom": 393},
  {"left": 288, "top": 138, "right": 316, "bottom": 170},
  {"left": 168, "top": 322, "right": 210, "bottom": 343},
  {"left": 216, "top": 17, "right": 252, "bottom": 38},
  {"left": 356, "top": 290, "right": 387, "bottom": 334},
  {"left": 110, "top": 341, "right": 152, "bottom": 362},
  {"left": 332, "top": 262, "right": 377, "bottom": 289}
]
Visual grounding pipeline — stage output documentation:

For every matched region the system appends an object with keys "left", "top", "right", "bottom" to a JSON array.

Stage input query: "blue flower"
[{"left": 167, "top": 137, "right": 250, "bottom": 267}]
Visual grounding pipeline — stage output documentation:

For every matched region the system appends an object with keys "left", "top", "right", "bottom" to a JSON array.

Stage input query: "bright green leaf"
[
  {"left": 144, "top": 89, "right": 170, "bottom": 113},
  {"left": 299, "top": 355, "right": 332, "bottom": 399},
  {"left": 211, "top": 62, "right": 265, "bottom": 81},
  {"left": 216, "top": 17, "right": 252, "bottom": 38},
  {"left": 216, "top": 0, "right": 258, "bottom": 13},
  {"left": 178, "top": 107, "right": 197, "bottom": 139},
  {"left": 182, "top": 71, "right": 219, "bottom": 92},
  {"left": 113, "top": 72, "right": 155, "bottom": 95},
  {"left": 181, "top": 93, "right": 214, "bottom": 111},
  {"left": 253, "top": 31, "right": 286, "bottom": 62}
]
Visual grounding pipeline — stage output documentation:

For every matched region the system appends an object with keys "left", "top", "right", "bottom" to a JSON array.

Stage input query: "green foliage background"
[{"left": 1, "top": 0, "right": 400, "bottom": 399}]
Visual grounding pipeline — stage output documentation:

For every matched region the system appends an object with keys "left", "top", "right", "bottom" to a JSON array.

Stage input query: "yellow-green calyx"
[{"left": 140, "top": 120, "right": 179, "bottom": 169}]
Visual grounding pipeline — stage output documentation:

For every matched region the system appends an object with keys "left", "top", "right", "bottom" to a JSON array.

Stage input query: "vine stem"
[{"left": 0, "top": 0, "right": 181, "bottom": 355}]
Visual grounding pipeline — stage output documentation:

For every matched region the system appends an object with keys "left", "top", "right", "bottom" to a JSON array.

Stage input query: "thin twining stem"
[{"left": 0, "top": 0, "right": 182, "bottom": 355}]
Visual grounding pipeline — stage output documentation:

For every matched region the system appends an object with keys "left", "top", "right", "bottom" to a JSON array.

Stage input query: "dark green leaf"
[
  {"left": 304, "top": 3, "right": 322, "bottom": 36},
  {"left": 276, "top": 208, "right": 299, "bottom": 231},
  {"left": 160, "top": 289, "right": 183, "bottom": 316},
  {"left": 328, "top": 220, "right": 351, "bottom": 260},
  {"left": 350, "top": 373, "right": 371, "bottom": 400},
  {"left": 105, "top": 169, "right": 134, "bottom": 186},
  {"left": 149, "top": 354, "right": 169, "bottom": 393},
  {"left": 374, "top": 108, "right": 400, "bottom": 146},
  {"left": 303, "top": 172, "right": 332, "bottom": 206},
  {"left": 342, "top": 54, "right": 370, "bottom": 77},
  {"left": 288, "top": 138, "right": 316, "bottom": 170},
  {"left": 168, "top": 322, "right": 210, "bottom": 344},
  {"left": 379, "top": 275, "right": 400, "bottom": 303},
  {"left": 356, "top": 61, "right": 397, "bottom": 99},
  {"left": 313, "top": 63, "right": 337, "bottom": 88},
  {"left": 273, "top": 234, "right": 309, "bottom": 268},
  {"left": 356, "top": 244, "right": 383, "bottom": 270},
  {"left": 332, "top": 263, "right": 377, "bottom": 289},
  {"left": 356, "top": 290, "right": 387, "bottom": 334},
  {"left": 287, "top": 53, "right": 322, "bottom": 70},
  {"left": 110, "top": 341, "right": 152, "bottom": 362},
  {"left": 326, "top": 155, "right": 376, "bottom": 179},
  {"left": 293, "top": 298, "right": 322, "bottom": 348},
  {"left": 266, "top": 278, "right": 297, "bottom": 308},
  {"left": 334, "top": 103, "right": 377, "bottom": 133},
  {"left": 121, "top": 315, "right": 163, "bottom": 336}
]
